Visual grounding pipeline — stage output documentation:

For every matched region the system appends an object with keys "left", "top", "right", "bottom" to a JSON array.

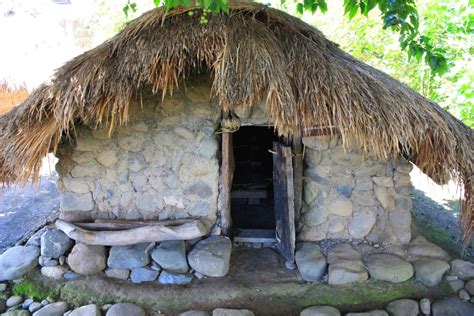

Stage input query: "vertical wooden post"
[
  {"left": 219, "top": 131, "right": 234, "bottom": 236},
  {"left": 292, "top": 136, "right": 303, "bottom": 221}
]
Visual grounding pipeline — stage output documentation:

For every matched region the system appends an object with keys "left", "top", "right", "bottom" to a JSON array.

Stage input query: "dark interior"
[{"left": 231, "top": 126, "right": 278, "bottom": 229}]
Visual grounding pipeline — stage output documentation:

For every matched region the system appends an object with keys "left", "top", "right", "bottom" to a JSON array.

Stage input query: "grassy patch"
[{"left": 12, "top": 279, "right": 60, "bottom": 301}]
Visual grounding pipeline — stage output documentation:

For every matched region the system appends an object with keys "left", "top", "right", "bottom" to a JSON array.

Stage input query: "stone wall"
[
  {"left": 299, "top": 134, "right": 414, "bottom": 244},
  {"left": 56, "top": 77, "right": 221, "bottom": 222}
]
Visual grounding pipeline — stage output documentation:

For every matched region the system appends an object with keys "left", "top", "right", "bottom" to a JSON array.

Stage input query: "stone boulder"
[
  {"left": 0, "top": 246, "right": 39, "bottom": 281},
  {"left": 386, "top": 299, "right": 419, "bottom": 316},
  {"left": 432, "top": 297, "right": 474, "bottom": 316},
  {"left": 188, "top": 236, "right": 232, "bottom": 277},
  {"left": 106, "top": 303, "right": 145, "bottom": 316},
  {"left": 159, "top": 271, "right": 193, "bottom": 285},
  {"left": 130, "top": 267, "right": 159, "bottom": 283},
  {"left": 33, "top": 301, "right": 69, "bottom": 316},
  {"left": 450, "top": 259, "right": 474, "bottom": 280},
  {"left": 300, "top": 305, "right": 341, "bottom": 316},
  {"left": 465, "top": 279, "right": 474, "bottom": 295},
  {"left": 367, "top": 254, "right": 413, "bottom": 283},
  {"left": 70, "top": 304, "right": 101, "bottom": 316},
  {"left": 151, "top": 240, "right": 189, "bottom": 273},
  {"left": 406, "top": 236, "right": 450, "bottom": 261},
  {"left": 107, "top": 243, "right": 152, "bottom": 269},
  {"left": 68, "top": 243, "right": 107, "bottom": 275},
  {"left": 41, "top": 266, "right": 68, "bottom": 279},
  {"left": 105, "top": 268, "right": 130, "bottom": 280},
  {"left": 40, "top": 229, "right": 73, "bottom": 258},
  {"left": 212, "top": 309, "right": 254, "bottom": 316},
  {"left": 327, "top": 244, "right": 368, "bottom": 285},
  {"left": 295, "top": 243, "right": 327, "bottom": 282},
  {"left": 413, "top": 259, "right": 450, "bottom": 286}
]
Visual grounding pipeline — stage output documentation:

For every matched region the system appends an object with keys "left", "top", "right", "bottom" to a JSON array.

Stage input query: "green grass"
[{"left": 12, "top": 279, "right": 60, "bottom": 301}]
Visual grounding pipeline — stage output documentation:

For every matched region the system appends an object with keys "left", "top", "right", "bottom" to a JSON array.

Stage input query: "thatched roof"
[{"left": 0, "top": 1, "right": 472, "bottom": 235}]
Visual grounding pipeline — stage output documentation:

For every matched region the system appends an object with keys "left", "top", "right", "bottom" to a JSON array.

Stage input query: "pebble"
[
  {"left": 458, "top": 289, "right": 470, "bottom": 301},
  {"left": 212, "top": 308, "right": 255, "bottom": 316},
  {"left": 448, "top": 279, "right": 464, "bottom": 292},
  {"left": 105, "top": 268, "right": 130, "bottom": 280},
  {"left": 70, "top": 304, "right": 101, "bottom": 316},
  {"left": 38, "top": 256, "right": 58, "bottom": 267},
  {"left": 465, "top": 279, "right": 474, "bottom": 295},
  {"left": 130, "top": 267, "right": 159, "bottom": 283},
  {"left": 59, "top": 256, "right": 66, "bottom": 266},
  {"left": 6, "top": 296, "right": 24, "bottom": 307},
  {"left": 40, "top": 300, "right": 49, "bottom": 306},
  {"left": 450, "top": 259, "right": 474, "bottom": 280},
  {"left": 445, "top": 275, "right": 458, "bottom": 281},
  {"left": 105, "top": 303, "right": 145, "bottom": 316},
  {"left": 0, "top": 283, "right": 7, "bottom": 292},
  {"left": 33, "top": 301, "right": 69, "bottom": 316},
  {"left": 300, "top": 305, "right": 341, "bottom": 316},
  {"left": 419, "top": 298, "right": 430, "bottom": 315},
  {"left": 386, "top": 299, "right": 419, "bottom": 316},
  {"left": 101, "top": 304, "right": 112, "bottom": 311},
  {"left": 64, "top": 272, "right": 81, "bottom": 280},
  {"left": 40, "top": 266, "right": 68, "bottom": 279},
  {"left": 158, "top": 271, "right": 193, "bottom": 285},
  {"left": 21, "top": 298, "right": 33, "bottom": 310},
  {"left": 29, "top": 302, "right": 43, "bottom": 313}
]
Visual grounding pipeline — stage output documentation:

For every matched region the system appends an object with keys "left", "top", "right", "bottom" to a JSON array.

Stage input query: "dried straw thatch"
[{"left": 0, "top": 2, "right": 472, "bottom": 235}]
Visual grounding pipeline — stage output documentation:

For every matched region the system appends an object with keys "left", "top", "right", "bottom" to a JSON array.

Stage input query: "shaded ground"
[
  {"left": 0, "top": 173, "right": 60, "bottom": 253},
  {"left": 25, "top": 247, "right": 453, "bottom": 315}
]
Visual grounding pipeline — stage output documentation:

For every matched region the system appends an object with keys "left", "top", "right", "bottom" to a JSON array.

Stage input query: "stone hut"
[{"left": 0, "top": 2, "right": 472, "bottom": 266}]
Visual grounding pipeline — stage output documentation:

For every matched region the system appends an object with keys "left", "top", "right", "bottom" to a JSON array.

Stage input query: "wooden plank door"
[{"left": 273, "top": 142, "right": 296, "bottom": 264}]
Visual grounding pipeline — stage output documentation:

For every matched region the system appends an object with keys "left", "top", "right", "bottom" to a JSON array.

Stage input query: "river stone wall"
[
  {"left": 299, "top": 134, "right": 414, "bottom": 244},
  {"left": 56, "top": 79, "right": 221, "bottom": 222}
]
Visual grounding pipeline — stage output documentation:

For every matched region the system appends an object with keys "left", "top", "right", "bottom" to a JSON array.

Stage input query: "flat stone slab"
[
  {"left": 367, "top": 254, "right": 413, "bottom": 283},
  {"left": 107, "top": 243, "right": 152, "bottom": 269},
  {"left": 295, "top": 243, "right": 327, "bottom": 282},
  {"left": 0, "top": 246, "right": 39, "bottom": 281},
  {"left": 300, "top": 305, "right": 341, "bottom": 316},
  {"left": 151, "top": 240, "right": 189, "bottom": 273},
  {"left": 327, "top": 244, "right": 368, "bottom": 285},
  {"left": 188, "top": 236, "right": 232, "bottom": 277},
  {"left": 413, "top": 259, "right": 450, "bottom": 287}
]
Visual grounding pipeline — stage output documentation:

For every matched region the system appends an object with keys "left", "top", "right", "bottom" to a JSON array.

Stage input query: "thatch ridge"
[{"left": 0, "top": 1, "right": 472, "bottom": 236}]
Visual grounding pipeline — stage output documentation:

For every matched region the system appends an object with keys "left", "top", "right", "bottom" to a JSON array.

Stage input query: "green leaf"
[
  {"left": 318, "top": 0, "right": 328, "bottom": 13},
  {"left": 296, "top": 3, "right": 304, "bottom": 15}
]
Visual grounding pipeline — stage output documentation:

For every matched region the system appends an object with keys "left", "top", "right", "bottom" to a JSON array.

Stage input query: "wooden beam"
[
  {"left": 218, "top": 131, "right": 234, "bottom": 236},
  {"left": 75, "top": 218, "right": 197, "bottom": 231},
  {"left": 292, "top": 136, "right": 303, "bottom": 221},
  {"left": 55, "top": 219, "right": 210, "bottom": 246}
]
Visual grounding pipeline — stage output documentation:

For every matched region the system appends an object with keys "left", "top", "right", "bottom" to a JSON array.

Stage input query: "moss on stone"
[{"left": 12, "top": 279, "right": 60, "bottom": 301}]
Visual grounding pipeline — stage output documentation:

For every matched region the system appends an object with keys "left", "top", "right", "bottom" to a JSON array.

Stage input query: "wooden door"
[{"left": 272, "top": 142, "right": 296, "bottom": 263}]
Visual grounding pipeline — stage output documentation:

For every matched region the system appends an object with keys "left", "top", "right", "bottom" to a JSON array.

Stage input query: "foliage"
[{"left": 12, "top": 279, "right": 59, "bottom": 301}]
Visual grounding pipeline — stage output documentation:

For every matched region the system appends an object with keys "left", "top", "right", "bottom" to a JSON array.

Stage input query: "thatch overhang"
[{"left": 0, "top": 1, "right": 472, "bottom": 235}]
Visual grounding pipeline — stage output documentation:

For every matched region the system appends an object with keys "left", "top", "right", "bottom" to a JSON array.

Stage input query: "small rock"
[
  {"left": 29, "top": 302, "right": 42, "bottom": 313},
  {"left": 465, "top": 279, "right": 474, "bottom": 295},
  {"left": 6, "top": 296, "right": 24, "bottom": 307},
  {"left": 0, "top": 283, "right": 7, "bottom": 292},
  {"left": 26, "top": 227, "right": 51, "bottom": 247},
  {"left": 158, "top": 271, "right": 193, "bottom": 285},
  {"left": 212, "top": 308, "right": 255, "bottom": 316},
  {"left": 64, "top": 272, "right": 81, "bottom": 280},
  {"left": 406, "top": 236, "right": 450, "bottom": 261},
  {"left": 68, "top": 243, "right": 107, "bottom": 275},
  {"left": 448, "top": 279, "right": 465, "bottom": 292},
  {"left": 40, "top": 229, "right": 73, "bottom": 258},
  {"left": 179, "top": 311, "right": 210, "bottom": 316},
  {"left": 413, "top": 259, "right": 450, "bottom": 286},
  {"left": 419, "top": 298, "right": 430, "bottom": 315},
  {"left": 458, "top": 289, "right": 470, "bottom": 301},
  {"left": 40, "top": 266, "right": 68, "bottom": 279},
  {"left": 70, "top": 304, "right": 101, "bottom": 316},
  {"left": 345, "top": 311, "right": 388, "bottom": 316},
  {"left": 450, "top": 259, "right": 474, "bottom": 280},
  {"left": 295, "top": 243, "right": 327, "bottom": 282},
  {"left": 106, "top": 303, "right": 145, "bottom": 316},
  {"left": 445, "top": 275, "right": 458, "bottom": 281},
  {"left": 432, "top": 297, "right": 474, "bottom": 315},
  {"left": 367, "top": 254, "right": 413, "bottom": 283},
  {"left": 101, "top": 304, "right": 112, "bottom": 312},
  {"left": 38, "top": 256, "right": 58, "bottom": 267},
  {"left": 188, "top": 236, "right": 232, "bottom": 277},
  {"left": 0, "top": 246, "right": 40, "bottom": 281},
  {"left": 2, "top": 310, "right": 30, "bottom": 316},
  {"left": 130, "top": 267, "right": 159, "bottom": 283},
  {"left": 386, "top": 299, "right": 419, "bottom": 316},
  {"left": 300, "top": 305, "right": 341, "bottom": 316},
  {"left": 40, "top": 300, "right": 49, "bottom": 306},
  {"left": 21, "top": 298, "right": 33, "bottom": 310},
  {"left": 151, "top": 240, "right": 189, "bottom": 273},
  {"left": 105, "top": 268, "right": 130, "bottom": 280},
  {"left": 59, "top": 256, "right": 66, "bottom": 266},
  {"left": 33, "top": 301, "right": 69, "bottom": 316},
  {"left": 327, "top": 244, "right": 367, "bottom": 285},
  {"left": 107, "top": 243, "right": 152, "bottom": 269}
]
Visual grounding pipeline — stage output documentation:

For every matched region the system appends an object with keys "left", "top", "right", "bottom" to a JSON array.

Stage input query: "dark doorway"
[{"left": 231, "top": 126, "right": 279, "bottom": 229}]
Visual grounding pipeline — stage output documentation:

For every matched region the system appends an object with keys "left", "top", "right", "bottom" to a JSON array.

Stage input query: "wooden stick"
[{"left": 55, "top": 219, "right": 210, "bottom": 246}]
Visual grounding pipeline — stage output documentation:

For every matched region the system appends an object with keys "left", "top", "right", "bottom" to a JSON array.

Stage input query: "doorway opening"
[{"left": 231, "top": 127, "right": 279, "bottom": 238}]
